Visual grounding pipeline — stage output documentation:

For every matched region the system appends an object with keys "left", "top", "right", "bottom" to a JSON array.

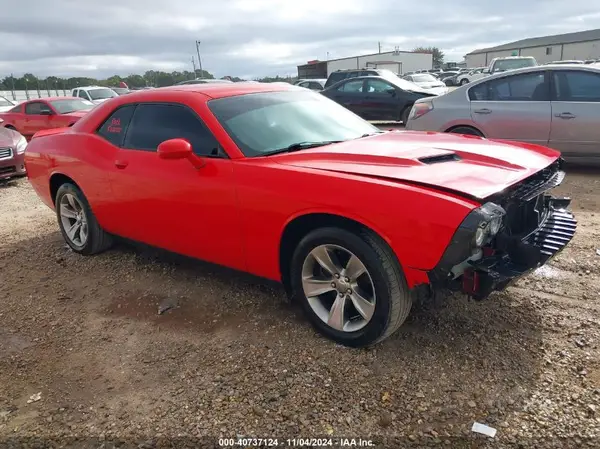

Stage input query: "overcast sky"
[{"left": 1, "top": 0, "right": 599, "bottom": 80}]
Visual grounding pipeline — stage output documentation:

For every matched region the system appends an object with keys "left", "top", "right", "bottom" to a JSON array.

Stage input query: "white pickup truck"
[{"left": 483, "top": 56, "right": 538, "bottom": 76}]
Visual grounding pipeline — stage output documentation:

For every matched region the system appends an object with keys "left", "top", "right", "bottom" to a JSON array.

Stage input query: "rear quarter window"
[
  {"left": 96, "top": 105, "right": 136, "bottom": 147},
  {"left": 468, "top": 82, "right": 489, "bottom": 101}
]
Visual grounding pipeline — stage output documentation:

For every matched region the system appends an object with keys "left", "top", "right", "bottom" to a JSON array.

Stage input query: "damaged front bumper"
[
  {"left": 460, "top": 197, "right": 576, "bottom": 299},
  {"left": 429, "top": 161, "right": 577, "bottom": 300}
]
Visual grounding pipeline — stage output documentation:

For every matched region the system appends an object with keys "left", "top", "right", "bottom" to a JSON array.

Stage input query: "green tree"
[{"left": 412, "top": 46, "right": 445, "bottom": 68}]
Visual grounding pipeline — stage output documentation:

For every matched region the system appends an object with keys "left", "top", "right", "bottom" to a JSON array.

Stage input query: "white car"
[
  {"left": 401, "top": 73, "right": 448, "bottom": 95},
  {"left": 71, "top": 86, "right": 118, "bottom": 105},
  {"left": 455, "top": 68, "right": 487, "bottom": 86},
  {"left": 0, "top": 95, "right": 17, "bottom": 113},
  {"left": 294, "top": 79, "right": 327, "bottom": 91}
]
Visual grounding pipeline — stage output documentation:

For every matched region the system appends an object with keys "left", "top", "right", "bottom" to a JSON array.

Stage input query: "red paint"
[
  {"left": 0, "top": 97, "right": 89, "bottom": 139},
  {"left": 23, "top": 83, "right": 561, "bottom": 290}
]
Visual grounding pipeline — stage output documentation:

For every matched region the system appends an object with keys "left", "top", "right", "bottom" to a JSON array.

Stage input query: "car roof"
[
  {"left": 24, "top": 96, "right": 79, "bottom": 103},
  {"left": 76, "top": 86, "right": 110, "bottom": 90},
  {"left": 118, "top": 82, "right": 300, "bottom": 100},
  {"left": 469, "top": 63, "right": 600, "bottom": 83}
]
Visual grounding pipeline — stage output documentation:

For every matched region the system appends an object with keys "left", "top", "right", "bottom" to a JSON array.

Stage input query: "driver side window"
[
  {"left": 337, "top": 80, "right": 364, "bottom": 92},
  {"left": 365, "top": 79, "right": 394, "bottom": 93},
  {"left": 25, "top": 102, "right": 51, "bottom": 115},
  {"left": 78, "top": 90, "right": 90, "bottom": 100}
]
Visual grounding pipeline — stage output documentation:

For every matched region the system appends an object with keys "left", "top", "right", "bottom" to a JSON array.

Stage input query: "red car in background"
[
  {"left": 23, "top": 83, "right": 576, "bottom": 347},
  {"left": 0, "top": 97, "right": 94, "bottom": 140}
]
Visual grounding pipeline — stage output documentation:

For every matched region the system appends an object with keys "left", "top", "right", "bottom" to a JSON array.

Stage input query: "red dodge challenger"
[
  {"left": 24, "top": 82, "right": 577, "bottom": 347},
  {"left": 0, "top": 97, "right": 94, "bottom": 140}
]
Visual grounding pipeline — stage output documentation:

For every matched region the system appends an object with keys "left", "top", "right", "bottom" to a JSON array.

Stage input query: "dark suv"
[{"left": 324, "top": 68, "right": 398, "bottom": 88}]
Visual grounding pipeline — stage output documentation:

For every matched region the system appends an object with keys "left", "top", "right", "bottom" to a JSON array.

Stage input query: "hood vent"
[{"left": 418, "top": 153, "right": 461, "bottom": 164}]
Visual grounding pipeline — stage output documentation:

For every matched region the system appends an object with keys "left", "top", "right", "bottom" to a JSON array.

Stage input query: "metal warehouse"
[
  {"left": 297, "top": 50, "right": 433, "bottom": 78},
  {"left": 465, "top": 28, "right": 600, "bottom": 67}
]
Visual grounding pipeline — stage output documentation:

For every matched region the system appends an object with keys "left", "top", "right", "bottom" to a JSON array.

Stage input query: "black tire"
[
  {"left": 400, "top": 106, "right": 411, "bottom": 124},
  {"left": 55, "top": 183, "right": 112, "bottom": 255},
  {"left": 290, "top": 227, "right": 411, "bottom": 347},
  {"left": 460, "top": 79, "right": 469, "bottom": 85},
  {"left": 448, "top": 126, "right": 484, "bottom": 137}
]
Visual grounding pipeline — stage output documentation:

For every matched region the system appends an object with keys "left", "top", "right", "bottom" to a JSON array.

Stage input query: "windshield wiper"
[{"left": 263, "top": 140, "right": 343, "bottom": 156}]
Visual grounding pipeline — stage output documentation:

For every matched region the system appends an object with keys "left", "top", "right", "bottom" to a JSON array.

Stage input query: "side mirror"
[
  {"left": 157, "top": 138, "right": 193, "bottom": 160},
  {"left": 482, "top": 69, "right": 491, "bottom": 74},
  {"left": 40, "top": 109, "right": 53, "bottom": 116},
  {"left": 157, "top": 138, "right": 205, "bottom": 169},
  {"left": 386, "top": 88, "right": 396, "bottom": 96}
]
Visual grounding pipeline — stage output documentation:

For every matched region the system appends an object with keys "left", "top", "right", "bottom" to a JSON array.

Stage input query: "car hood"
[
  {"left": 414, "top": 81, "right": 446, "bottom": 89},
  {"left": 272, "top": 131, "right": 560, "bottom": 200},
  {"left": 0, "top": 126, "right": 21, "bottom": 147},
  {"left": 91, "top": 98, "right": 111, "bottom": 104}
]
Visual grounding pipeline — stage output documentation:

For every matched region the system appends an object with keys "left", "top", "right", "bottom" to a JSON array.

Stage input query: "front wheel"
[
  {"left": 290, "top": 227, "right": 411, "bottom": 347},
  {"left": 460, "top": 79, "right": 469, "bottom": 85},
  {"left": 55, "top": 183, "right": 113, "bottom": 255}
]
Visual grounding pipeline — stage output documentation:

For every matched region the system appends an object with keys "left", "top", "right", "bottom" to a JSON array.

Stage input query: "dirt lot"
[{"left": 1, "top": 166, "right": 600, "bottom": 448}]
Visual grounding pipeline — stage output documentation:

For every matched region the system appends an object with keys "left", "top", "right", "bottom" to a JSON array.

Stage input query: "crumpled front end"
[{"left": 429, "top": 159, "right": 576, "bottom": 300}]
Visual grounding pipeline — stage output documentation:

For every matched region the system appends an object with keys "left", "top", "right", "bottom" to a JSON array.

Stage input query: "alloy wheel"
[
  {"left": 59, "top": 193, "right": 88, "bottom": 247},
  {"left": 301, "top": 244, "right": 376, "bottom": 333}
]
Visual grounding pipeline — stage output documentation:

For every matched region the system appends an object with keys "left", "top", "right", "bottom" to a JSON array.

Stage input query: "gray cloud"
[{"left": 1, "top": 0, "right": 599, "bottom": 79}]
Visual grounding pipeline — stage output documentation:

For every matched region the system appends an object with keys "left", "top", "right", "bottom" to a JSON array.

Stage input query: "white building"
[
  {"left": 297, "top": 50, "right": 433, "bottom": 78},
  {"left": 465, "top": 28, "right": 600, "bottom": 67}
]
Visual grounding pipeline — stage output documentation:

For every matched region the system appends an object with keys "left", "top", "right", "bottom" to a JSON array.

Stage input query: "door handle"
[
  {"left": 554, "top": 112, "right": 576, "bottom": 119},
  {"left": 114, "top": 160, "right": 129, "bottom": 169},
  {"left": 474, "top": 108, "right": 492, "bottom": 114}
]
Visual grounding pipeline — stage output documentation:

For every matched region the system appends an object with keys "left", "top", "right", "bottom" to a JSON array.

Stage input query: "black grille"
[
  {"left": 512, "top": 170, "right": 565, "bottom": 201},
  {"left": 0, "top": 166, "right": 16, "bottom": 175},
  {"left": 498, "top": 161, "right": 564, "bottom": 238},
  {"left": 0, "top": 147, "right": 12, "bottom": 160},
  {"left": 527, "top": 209, "right": 577, "bottom": 257}
]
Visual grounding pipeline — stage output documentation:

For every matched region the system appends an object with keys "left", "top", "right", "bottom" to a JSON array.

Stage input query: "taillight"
[{"left": 409, "top": 102, "right": 434, "bottom": 120}]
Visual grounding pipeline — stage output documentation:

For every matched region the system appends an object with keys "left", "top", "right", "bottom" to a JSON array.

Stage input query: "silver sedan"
[{"left": 405, "top": 64, "right": 600, "bottom": 165}]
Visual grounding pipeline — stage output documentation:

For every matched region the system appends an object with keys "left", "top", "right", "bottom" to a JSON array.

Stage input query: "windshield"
[
  {"left": 49, "top": 99, "right": 94, "bottom": 114},
  {"left": 411, "top": 74, "right": 438, "bottom": 83},
  {"left": 493, "top": 58, "right": 536, "bottom": 72},
  {"left": 0, "top": 96, "right": 12, "bottom": 107},
  {"left": 88, "top": 88, "right": 118, "bottom": 100},
  {"left": 208, "top": 91, "right": 379, "bottom": 157}
]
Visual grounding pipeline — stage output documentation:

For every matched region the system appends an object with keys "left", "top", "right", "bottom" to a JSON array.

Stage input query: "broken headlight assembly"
[{"left": 471, "top": 202, "right": 505, "bottom": 248}]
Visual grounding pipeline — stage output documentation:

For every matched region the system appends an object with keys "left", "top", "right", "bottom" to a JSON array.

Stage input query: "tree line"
[
  {"left": 1, "top": 46, "right": 445, "bottom": 91},
  {"left": 0, "top": 70, "right": 297, "bottom": 91}
]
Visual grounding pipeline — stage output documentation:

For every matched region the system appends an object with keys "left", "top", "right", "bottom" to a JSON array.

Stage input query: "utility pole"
[
  {"left": 378, "top": 42, "right": 381, "bottom": 53},
  {"left": 191, "top": 56, "right": 197, "bottom": 78},
  {"left": 195, "top": 41, "right": 203, "bottom": 77}
]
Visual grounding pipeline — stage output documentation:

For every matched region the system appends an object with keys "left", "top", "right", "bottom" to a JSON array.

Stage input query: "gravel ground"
[{"left": 1, "top": 165, "right": 600, "bottom": 448}]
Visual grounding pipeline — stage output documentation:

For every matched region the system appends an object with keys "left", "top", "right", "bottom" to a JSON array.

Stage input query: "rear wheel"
[
  {"left": 447, "top": 126, "right": 484, "bottom": 137},
  {"left": 55, "top": 183, "right": 113, "bottom": 255},
  {"left": 290, "top": 227, "right": 411, "bottom": 347}
]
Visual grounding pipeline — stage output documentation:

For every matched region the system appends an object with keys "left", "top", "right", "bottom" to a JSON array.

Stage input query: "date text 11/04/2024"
[{"left": 218, "top": 438, "right": 375, "bottom": 447}]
